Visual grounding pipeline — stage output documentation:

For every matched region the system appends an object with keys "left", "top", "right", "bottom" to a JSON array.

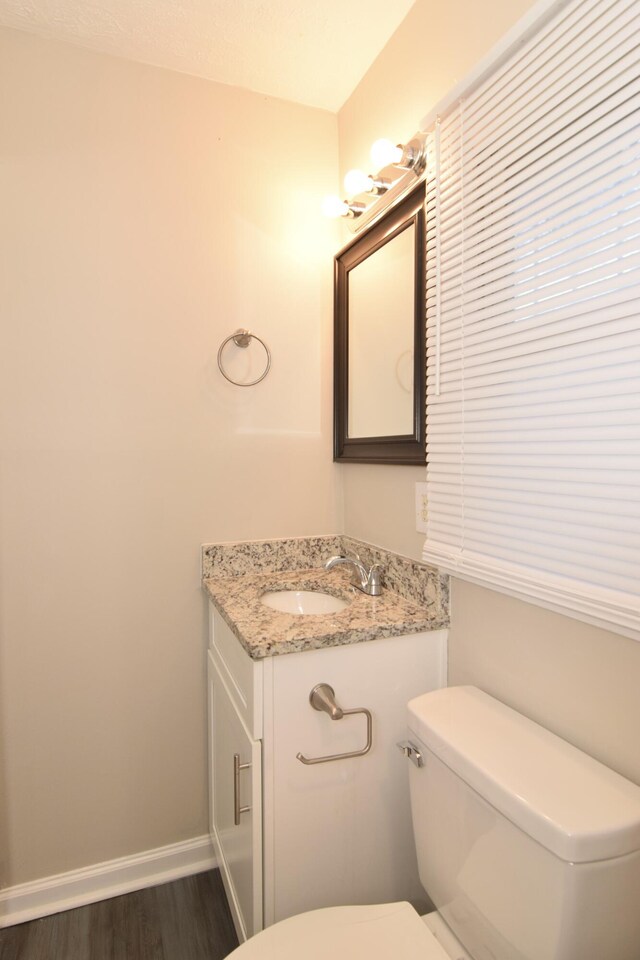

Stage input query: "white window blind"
[{"left": 424, "top": 0, "right": 640, "bottom": 640}]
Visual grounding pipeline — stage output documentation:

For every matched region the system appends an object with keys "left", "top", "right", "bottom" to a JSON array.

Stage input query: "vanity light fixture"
[
  {"left": 343, "top": 169, "right": 391, "bottom": 197},
  {"left": 370, "top": 136, "right": 428, "bottom": 175},
  {"left": 322, "top": 130, "right": 428, "bottom": 230},
  {"left": 370, "top": 138, "right": 404, "bottom": 167},
  {"left": 322, "top": 195, "right": 367, "bottom": 219}
]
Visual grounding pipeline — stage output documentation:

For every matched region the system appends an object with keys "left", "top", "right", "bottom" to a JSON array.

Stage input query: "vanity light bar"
[
  {"left": 322, "top": 196, "right": 367, "bottom": 219},
  {"left": 343, "top": 169, "right": 392, "bottom": 197},
  {"left": 323, "top": 131, "right": 428, "bottom": 224}
]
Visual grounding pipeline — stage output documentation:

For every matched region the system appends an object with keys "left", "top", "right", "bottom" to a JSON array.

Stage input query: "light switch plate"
[{"left": 415, "top": 481, "right": 428, "bottom": 533}]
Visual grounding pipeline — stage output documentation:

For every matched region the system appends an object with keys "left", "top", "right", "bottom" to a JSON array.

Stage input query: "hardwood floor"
[{"left": 0, "top": 870, "right": 239, "bottom": 960}]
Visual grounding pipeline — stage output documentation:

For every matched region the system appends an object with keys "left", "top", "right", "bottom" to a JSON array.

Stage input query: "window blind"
[{"left": 424, "top": 0, "right": 640, "bottom": 639}]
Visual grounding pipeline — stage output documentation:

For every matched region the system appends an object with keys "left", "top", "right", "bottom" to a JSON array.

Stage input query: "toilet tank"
[{"left": 406, "top": 686, "right": 640, "bottom": 960}]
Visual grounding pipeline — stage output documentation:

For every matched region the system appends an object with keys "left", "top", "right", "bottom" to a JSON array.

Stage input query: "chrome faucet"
[{"left": 324, "top": 553, "right": 382, "bottom": 597}]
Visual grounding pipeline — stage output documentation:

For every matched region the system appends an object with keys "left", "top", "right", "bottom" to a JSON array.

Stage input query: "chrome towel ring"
[{"left": 217, "top": 328, "right": 271, "bottom": 386}]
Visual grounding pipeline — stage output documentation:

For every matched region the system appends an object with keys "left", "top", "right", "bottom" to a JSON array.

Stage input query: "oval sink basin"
[{"left": 261, "top": 590, "right": 349, "bottom": 616}]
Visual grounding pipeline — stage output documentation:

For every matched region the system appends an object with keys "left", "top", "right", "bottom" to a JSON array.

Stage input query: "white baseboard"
[{"left": 0, "top": 834, "right": 216, "bottom": 928}]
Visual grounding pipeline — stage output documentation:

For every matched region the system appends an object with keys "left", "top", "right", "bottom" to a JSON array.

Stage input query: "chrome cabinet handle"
[
  {"left": 296, "top": 683, "right": 373, "bottom": 765},
  {"left": 233, "top": 753, "right": 251, "bottom": 825}
]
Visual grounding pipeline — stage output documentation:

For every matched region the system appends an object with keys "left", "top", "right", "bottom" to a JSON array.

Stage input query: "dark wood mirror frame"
[{"left": 333, "top": 181, "right": 426, "bottom": 464}]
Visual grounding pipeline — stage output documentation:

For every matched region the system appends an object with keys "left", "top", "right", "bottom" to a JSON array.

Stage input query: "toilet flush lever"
[
  {"left": 397, "top": 740, "right": 424, "bottom": 767},
  {"left": 297, "top": 683, "right": 373, "bottom": 765}
]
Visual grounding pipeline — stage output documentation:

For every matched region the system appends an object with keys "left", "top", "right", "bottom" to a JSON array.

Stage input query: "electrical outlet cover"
[{"left": 415, "top": 481, "right": 428, "bottom": 533}]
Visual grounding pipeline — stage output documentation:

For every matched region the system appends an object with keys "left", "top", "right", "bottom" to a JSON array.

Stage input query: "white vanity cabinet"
[{"left": 207, "top": 602, "right": 447, "bottom": 943}]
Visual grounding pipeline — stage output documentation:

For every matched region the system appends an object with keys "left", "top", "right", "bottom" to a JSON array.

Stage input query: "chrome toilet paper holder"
[{"left": 296, "top": 683, "right": 373, "bottom": 765}]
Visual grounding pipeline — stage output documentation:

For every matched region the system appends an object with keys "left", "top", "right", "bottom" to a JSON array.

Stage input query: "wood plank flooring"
[{"left": 0, "top": 870, "right": 239, "bottom": 960}]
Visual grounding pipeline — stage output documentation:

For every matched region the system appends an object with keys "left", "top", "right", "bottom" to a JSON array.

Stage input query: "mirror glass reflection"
[{"left": 347, "top": 223, "right": 415, "bottom": 438}]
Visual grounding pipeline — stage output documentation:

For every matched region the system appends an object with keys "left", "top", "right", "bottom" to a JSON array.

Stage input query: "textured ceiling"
[{"left": 0, "top": 0, "right": 416, "bottom": 111}]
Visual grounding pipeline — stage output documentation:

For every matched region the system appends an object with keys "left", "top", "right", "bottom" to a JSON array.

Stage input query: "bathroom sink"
[{"left": 260, "top": 590, "right": 349, "bottom": 616}]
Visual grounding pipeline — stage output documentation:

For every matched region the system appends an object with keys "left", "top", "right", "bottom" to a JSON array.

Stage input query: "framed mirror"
[{"left": 333, "top": 182, "right": 426, "bottom": 464}]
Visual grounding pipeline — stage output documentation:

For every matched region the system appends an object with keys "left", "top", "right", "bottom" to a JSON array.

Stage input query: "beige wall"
[
  {"left": 338, "top": 0, "right": 540, "bottom": 190},
  {"left": 338, "top": 0, "right": 640, "bottom": 787},
  {"left": 448, "top": 582, "right": 640, "bottom": 785},
  {"left": 0, "top": 27, "right": 341, "bottom": 885}
]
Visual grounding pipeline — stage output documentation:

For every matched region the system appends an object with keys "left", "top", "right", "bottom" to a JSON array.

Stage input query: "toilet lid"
[{"left": 228, "top": 902, "right": 451, "bottom": 960}]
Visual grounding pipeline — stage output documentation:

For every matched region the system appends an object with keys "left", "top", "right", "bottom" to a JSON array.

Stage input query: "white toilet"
[{"left": 228, "top": 685, "right": 640, "bottom": 960}]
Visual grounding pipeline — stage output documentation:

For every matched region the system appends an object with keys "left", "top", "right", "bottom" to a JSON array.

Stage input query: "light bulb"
[
  {"left": 344, "top": 169, "right": 374, "bottom": 196},
  {"left": 322, "top": 195, "right": 349, "bottom": 219},
  {"left": 370, "top": 138, "right": 403, "bottom": 168}
]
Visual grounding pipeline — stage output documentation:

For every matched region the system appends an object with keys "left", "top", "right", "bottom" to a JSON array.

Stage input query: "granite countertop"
[{"left": 202, "top": 536, "right": 449, "bottom": 660}]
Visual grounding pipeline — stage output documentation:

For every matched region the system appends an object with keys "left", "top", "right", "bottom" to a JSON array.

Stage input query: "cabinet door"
[{"left": 208, "top": 652, "right": 262, "bottom": 940}]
